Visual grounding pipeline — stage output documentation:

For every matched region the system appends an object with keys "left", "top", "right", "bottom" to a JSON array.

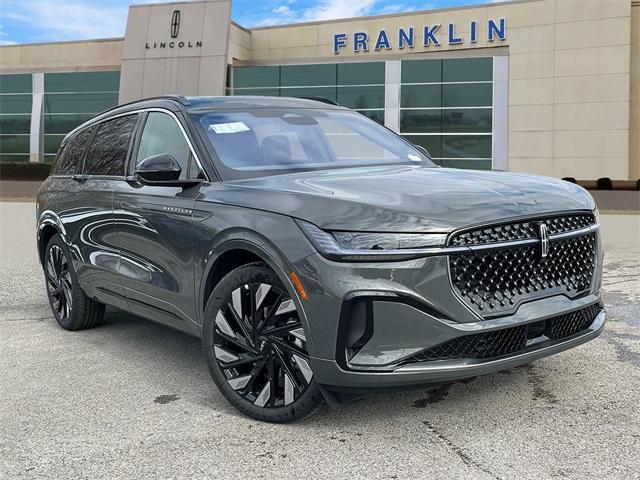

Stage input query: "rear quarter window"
[
  {"left": 50, "top": 125, "right": 96, "bottom": 176},
  {"left": 83, "top": 114, "right": 138, "bottom": 176}
]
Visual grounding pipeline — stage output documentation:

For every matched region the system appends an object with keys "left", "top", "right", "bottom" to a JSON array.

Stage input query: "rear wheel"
[
  {"left": 44, "top": 234, "right": 105, "bottom": 331},
  {"left": 203, "top": 262, "right": 323, "bottom": 422}
]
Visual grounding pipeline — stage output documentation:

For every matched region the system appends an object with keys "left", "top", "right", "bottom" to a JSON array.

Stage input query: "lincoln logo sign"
[
  {"left": 170, "top": 10, "right": 180, "bottom": 39},
  {"left": 145, "top": 9, "right": 203, "bottom": 50},
  {"left": 333, "top": 18, "right": 506, "bottom": 54}
]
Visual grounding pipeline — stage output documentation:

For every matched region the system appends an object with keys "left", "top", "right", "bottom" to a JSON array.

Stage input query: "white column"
[
  {"left": 384, "top": 60, "right": 401, "bottom": 133},
  {"left": 29, "top": 73, "right": 44, "bottom": 163},
  {"left": 492, "top": 56, "right": 509, "bottom": 171}
]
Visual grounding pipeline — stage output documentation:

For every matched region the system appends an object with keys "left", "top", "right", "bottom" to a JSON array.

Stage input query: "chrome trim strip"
[{"left": 393, "top": 310, "right": 605, "bottom": 374}]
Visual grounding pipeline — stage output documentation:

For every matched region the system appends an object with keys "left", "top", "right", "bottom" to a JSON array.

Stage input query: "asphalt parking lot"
[{"left": 1, "top": 201, "right": 638, "bottom": 479}]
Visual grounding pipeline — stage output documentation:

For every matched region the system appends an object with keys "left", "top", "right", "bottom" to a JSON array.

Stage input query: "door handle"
[{"left": 71, "top": 174, "right": 88, "bottom": 183}]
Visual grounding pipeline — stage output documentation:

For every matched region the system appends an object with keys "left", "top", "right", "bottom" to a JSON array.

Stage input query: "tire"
[
  {"left": 44, "top": 234, "right": 105, "bottom": 331},
  {"left": 203, "top": 261, "right": 324, "bottom": 422}
]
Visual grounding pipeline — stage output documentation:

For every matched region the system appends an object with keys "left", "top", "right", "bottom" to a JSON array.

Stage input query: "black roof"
[{"left": 185, "top": 95, "right": 345, "bottom": 111}]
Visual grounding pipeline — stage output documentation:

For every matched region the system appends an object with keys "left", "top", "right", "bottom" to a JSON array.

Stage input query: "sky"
[{"left": 0, "top": 0, "right": 506, "bottom": 46}]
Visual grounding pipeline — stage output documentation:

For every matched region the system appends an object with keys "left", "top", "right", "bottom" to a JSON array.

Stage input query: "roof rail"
[
  {"left": 93, "top": 94, "right": 191, "bottom": 118},
  {"left": 300, "top": 96, "right": 340, "bottom": 106}
]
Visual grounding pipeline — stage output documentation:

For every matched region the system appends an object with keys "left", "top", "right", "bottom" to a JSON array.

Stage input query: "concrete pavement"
[{"left": 1, "top": 202, "right": 638, "bottom": 479}]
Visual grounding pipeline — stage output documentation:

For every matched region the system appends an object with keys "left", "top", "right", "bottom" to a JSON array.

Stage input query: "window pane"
[
  {"left": 356, "top": 110, "right": 384, "bottom": 125},
  {"left": 44, "top": 135, "right": 66, "bottom": 154},
  {"left": 137, "top": 112, "right": 194, "bottom": 179},
  {"left": 45, "top": 71, "right": 120, "bottom": 93},
  {"left": 44, "top": 154, "right": 57, "bottom": 164},
  {"left": 338, "top": 62, "right": 384, "bottom": 85},
  {"left": 337, "top": 85, "right": 384, "bottom": 109},
  {"left": 0, "top": 134, "right": 29, "bottom": 153},
  {"left": 283, "top": 87, "right": 336, "bottom": 102},
  {"left": 233, "top": 88, "right": 280, "bottom": 96},
  {"left": 0, "top": 153, "right": 30, "bottom": 162},
  {"left": 443, "top": 58, "right": 492, "bottom": 82},
  {"left": 44, "top": 93, "right": 119, "bottom": 114},
  {"left": 402, "top": 134, "right": 441, "bottom": 158},
  {"left": 439, "top": 159, "right": 492, "bottom": 170},
  {"left": 401, "top": 59, "right": 441, "bottom": 84},
  {"left": 52, "top": 126, "right": 96, "bottom": 176},
  {"left": 84, "top": 114, "right": 137, "bottom": 176},
  {"left": 44, "top": 114, "right": 95, "bottom": 134},
  {"left": 443, "top": 108, "right": 492, "bottom": 133},
  {"left": 0, "top": 74, "right": 32, "bottom": 93},
  {"left": 400, "top": 110, "right": 442, "bottom": 133},
  {"left": 0, "top": 95, "right": 32, "bottom": 114},
  {"left": 441, "top": 135, "right": 492, "bottom": 159},
  {"left": 234, "top": 66, "right": 280, "bottom": 88},
  {"left": 281, "top": 64, "right": 336, "bottom": 86},
  {"left": 401, "top": 84, "right": 441, "bottom": 108},
  {"left": 0, "top": 115, "right": 31, "bottom": 134},
  {"left": 443, "top": 84, "right": 492, "bottom": 107}
]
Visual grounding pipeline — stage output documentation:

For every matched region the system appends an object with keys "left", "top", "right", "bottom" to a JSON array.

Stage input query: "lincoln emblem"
[
  {"left": 538, "top": 223, "right": 549, "bottom": 258},
  {"left": 170, "top": 10, "right": 180, "bottom": 39}
]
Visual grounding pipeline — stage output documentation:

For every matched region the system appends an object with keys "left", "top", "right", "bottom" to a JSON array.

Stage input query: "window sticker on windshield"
[
  {"left": 407, "top": 153, "right": 422, "bottom": 162},
  {"left": 209, "top": 122, "right": 250, "bottom": 134}
]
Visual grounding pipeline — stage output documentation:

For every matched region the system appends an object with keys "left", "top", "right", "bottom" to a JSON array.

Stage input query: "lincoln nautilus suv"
[{"left": 36, "top": 96, "right": 605, "bottom": 422}]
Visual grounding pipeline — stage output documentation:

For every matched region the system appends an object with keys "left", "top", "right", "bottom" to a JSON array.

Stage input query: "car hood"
[{"left": 206, "top": 165, "right": 595, "bottom": 232}]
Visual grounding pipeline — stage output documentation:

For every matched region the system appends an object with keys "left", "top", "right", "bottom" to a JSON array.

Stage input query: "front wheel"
[{"left": 202, "top": 262, "right": 323, "bottom": 422}]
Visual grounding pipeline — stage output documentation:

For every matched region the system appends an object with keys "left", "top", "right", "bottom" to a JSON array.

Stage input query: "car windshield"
[{"left": 191, "top": 108, "right": 434, "bottom": 178}]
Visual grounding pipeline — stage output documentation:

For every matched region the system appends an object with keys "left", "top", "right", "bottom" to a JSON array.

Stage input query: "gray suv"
[{"left": 36, "top": 96, "right": 605, "bottom": 422}]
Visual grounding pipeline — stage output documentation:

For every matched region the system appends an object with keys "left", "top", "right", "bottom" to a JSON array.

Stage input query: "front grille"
[
  {"left": 448, "top": 214, "right": 597, "bottom": 317},
  {"left": 403, "top": 304, "right": 602, "bottom": 364},
  {"left": 449, "top": 213, "right": 595, "bottom": 247}
]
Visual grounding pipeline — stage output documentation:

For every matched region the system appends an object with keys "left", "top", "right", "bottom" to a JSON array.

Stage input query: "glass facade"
[
  {"left": 400, "top": 57, "right": 493, "bottom": 169},
  {"left": 0, "top": 74, "right": 32, "bottom": 162},
  {"left": 232, "top": 62, "right": 385, "bottom": 124},
  {"left": 43, "top": 71, "right": 120, "bottom": 162}
]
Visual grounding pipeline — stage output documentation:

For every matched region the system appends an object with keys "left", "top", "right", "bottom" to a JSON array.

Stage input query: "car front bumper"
[{"left": 292, "top": 251, "right": 604, "bottom": 390}]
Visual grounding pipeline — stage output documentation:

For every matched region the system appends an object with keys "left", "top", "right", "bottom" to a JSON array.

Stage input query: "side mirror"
[{"left": 134, "top": 153, "right": 201, "bottom": 187}]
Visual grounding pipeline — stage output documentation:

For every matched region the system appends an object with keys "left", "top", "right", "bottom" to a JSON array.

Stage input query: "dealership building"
[{"left": 0, "top": 0, "right": 638, "bottom": 180}]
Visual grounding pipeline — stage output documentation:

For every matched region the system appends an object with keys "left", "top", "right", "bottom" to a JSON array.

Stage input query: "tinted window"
[
  {"left": 51, "top": 126, "right": 96, "bottom": 176},
  {"left": 136, "top": 112, "right": 201, "bottom": 179},
  {"left": 84, "top": 114, "right": 137, "bottom": 176}
]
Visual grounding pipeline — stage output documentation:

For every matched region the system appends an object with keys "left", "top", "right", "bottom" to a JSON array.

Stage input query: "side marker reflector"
[{"left": 289, "top": 271, "right": 308, "bottom": 301}]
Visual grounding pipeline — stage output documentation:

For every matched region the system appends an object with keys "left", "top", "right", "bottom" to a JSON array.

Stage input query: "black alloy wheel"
[
  {"left": 44, "top": 234, "right": 105, "bottom": 331},
  {"left": 45, "top": 244, "right": 73, "bottom": 322},
  {"left": 203, "top": 262, "right": 323, "bottom": 422}
]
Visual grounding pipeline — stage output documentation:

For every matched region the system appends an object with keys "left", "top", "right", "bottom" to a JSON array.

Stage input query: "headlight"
[
  {"left": 593, "top": 207, "right": 600, "bottom": 225},
  {"left": 296, "top": 220, "right": 447, "bottom": 261}
]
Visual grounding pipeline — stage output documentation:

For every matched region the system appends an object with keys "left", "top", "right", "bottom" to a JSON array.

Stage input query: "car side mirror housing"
[{"left": 134, "top": 153, "right": 201, "bottom": 187}]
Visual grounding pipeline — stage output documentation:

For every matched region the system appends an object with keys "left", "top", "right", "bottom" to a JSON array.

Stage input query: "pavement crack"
[
  {"left": 0, "top": 316, "right": 51, "bottom": 322},
  {"left": 422, "top": 420, "right": 501, "bottom": 480}
]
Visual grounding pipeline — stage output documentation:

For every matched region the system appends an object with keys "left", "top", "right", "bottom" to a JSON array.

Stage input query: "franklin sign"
[{"left": 333, "top": 18, "right": 506, "bottom": 54}]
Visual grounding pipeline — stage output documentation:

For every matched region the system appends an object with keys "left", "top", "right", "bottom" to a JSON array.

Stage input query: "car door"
[
  {"left": 56, "top": 115, "right": 139, "bottom": 312},
  {"left": 112, "top": 109, "right": 206, "bottom": 335}
]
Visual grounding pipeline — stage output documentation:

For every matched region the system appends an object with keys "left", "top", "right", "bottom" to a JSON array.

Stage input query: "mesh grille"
[
  {"left": 404, "top": 304, "right": 602, "bottom": 364},
  {"left": 449, "top": 213, "right": 595, "bottom": 247},
  {"left": 449, "top": 222, "right": 597, "bottom": 318}
]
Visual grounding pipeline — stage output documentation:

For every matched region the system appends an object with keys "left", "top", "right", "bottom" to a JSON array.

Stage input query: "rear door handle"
[{"left": 71, "top": 174, "right": 89, "bottom": 183}]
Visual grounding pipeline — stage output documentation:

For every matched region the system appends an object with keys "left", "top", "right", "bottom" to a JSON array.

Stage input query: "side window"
[
  {"left": 50, "top": 126, "right": 95, "bottom": 176},
  {"left": 136, "top": 112, "right": 203, "bottom": 179},
  {"left": 84, "top": 114, "right": 138, "bottom": 176}
]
